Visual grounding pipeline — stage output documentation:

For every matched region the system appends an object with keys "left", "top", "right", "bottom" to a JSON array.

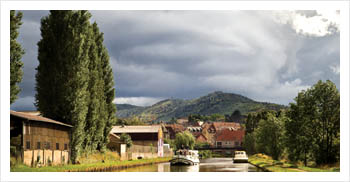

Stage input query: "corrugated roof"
[
  {"left": 10, "top": 110, "right": 73, "bottom": 128},
  {"left": 111, "top": 125, "right": 161, "bottom": 134}
]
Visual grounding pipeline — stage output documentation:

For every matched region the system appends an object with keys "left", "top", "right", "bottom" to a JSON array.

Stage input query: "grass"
[
  {"left": 11, "top": 157, "right": 172, "bottom": 172},
  {"left": 248, "top": 154, "right": 340, "bottom": 172}
]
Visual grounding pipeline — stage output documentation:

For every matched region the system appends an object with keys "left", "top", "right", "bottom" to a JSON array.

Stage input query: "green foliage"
[
  {"left": 120, "top": 133, "right": 133, "bottom": 148},
  {"left": 243, "top": 132, "right": 256, "bottom": 155},
  {"left": 255, "top": 112, "right": 284, "bottom": 160},
  {"left": 285, "top": 80, "right": 340, "bottom": 165},
  {"left": 10, "top": 10, "right": 25, "bottom": 104},
  {"left": 174, "top": 131, "right": 195, "bottom": 150},
  {"left": 245, "top": 110, "right": 273, "bottom": 134},
  {"left": 198, "top": 150, "right": 212, "bottom": 159},
  {"left": 35, "top": 10, "right": 116, "bottom": 162}
]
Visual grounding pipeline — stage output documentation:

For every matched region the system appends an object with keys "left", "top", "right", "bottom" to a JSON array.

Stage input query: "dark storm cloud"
[{"left": 11, "top": 10, "right": 340, "bottom": 110}]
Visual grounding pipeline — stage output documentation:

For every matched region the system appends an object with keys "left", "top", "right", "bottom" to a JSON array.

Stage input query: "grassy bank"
[
  {"left": 248, "top": 154, "right": 340, "bottom": 172},
  {"left": 11, "top": 157, "right": 172, "bottom": 172}
]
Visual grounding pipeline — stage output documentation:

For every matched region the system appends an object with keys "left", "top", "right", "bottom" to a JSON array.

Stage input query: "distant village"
[{"left": 10, "top": 110, "right": 244, "bottom": 166}]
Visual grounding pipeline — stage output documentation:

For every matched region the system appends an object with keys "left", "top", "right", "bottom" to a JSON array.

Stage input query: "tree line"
[
  {"left": 10, "top": 10, "right": 117, "bottom": 163},
  {"left": 243, "top": 80, "right": 340, "bottom": 166}
]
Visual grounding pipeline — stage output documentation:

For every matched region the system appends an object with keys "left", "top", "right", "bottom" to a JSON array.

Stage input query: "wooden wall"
[{"left": 23, "top": 121, "right": 70, "bottom": 152}]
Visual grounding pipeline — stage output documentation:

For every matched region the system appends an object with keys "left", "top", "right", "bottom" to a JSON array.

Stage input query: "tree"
[
  {"left": 10, "top": 10, "right": 25, "bottom": 104},
  {"left": 286, "top": 80, "right": 340, "bottom": 165},
  {"left": 35, "top": 10, "right": 118, "bottom": 162},
  {"left": 174, "top": 131, "right": 195, "bottom": 150},
  {"left": 120, "top": 133, "right": 133, "bottom": 149},
  {"left": 243, "top": 132, "right": 256, "bottom": 155},
  {"left": 255, "top": 112, "right": 284, "bottom": 160},
  {"left": 229, "top": 109, "right": 242, "bottom": 122}
]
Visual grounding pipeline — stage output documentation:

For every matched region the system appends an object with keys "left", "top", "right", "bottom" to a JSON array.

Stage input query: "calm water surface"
[{"left": 113, "top": 158, "right": 261, "bottom": 172}]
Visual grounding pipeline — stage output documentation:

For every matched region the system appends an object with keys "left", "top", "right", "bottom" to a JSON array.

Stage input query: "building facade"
[{"left": 10, "top": 110, "right": 72, "bottom": 166}]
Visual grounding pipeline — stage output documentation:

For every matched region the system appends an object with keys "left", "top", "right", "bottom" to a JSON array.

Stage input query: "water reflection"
[{"left": 113, "top": 158, "right": 260, "bottom": 172}]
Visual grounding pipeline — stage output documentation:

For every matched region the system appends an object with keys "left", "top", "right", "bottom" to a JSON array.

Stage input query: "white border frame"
[{"left": 1, "top": 1, "right": 349, "bottom": 182}]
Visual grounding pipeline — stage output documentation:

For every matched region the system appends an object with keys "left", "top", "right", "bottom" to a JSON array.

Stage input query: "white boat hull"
[{"left": 170, "top": 157, "right": 200, "bottom": 165}]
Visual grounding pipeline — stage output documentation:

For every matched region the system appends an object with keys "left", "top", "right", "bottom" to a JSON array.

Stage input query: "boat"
[
  {"left": 170, "top": 149, "right": 200, "bottom": 165},
  {"left": 233, "top": 150, "right": 248, "bottom": 163}
]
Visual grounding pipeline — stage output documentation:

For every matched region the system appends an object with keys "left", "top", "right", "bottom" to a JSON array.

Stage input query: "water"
[{"left": 113, "top": 158, "right": 261, "bottom": 172}]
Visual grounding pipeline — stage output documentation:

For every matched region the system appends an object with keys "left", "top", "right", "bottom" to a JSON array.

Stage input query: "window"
[
  {"left": 235, "top": 141, "right": 240, "bottom": 146},
  {"left": 45, "top": 142, "right": 50, "bottom": 149},
  {"left": 26, "top": 141, "right": 30, "bottom": 149},
  {"left": 217, "top": 142, "right": 222, "bottom": 148},
  {"left": 37, "top": 142, "right": 41, "bottom": 149},
  {"left": 56, "top": 143, "right": 59, "bottom": 150},
  {"left": 64, "top": 143, "right": 68, "bottom": 150}
]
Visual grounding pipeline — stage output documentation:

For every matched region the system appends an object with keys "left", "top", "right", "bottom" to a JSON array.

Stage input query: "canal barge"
[
  {"left": 170, "top": 149, "right": 200, "bottom": 165},
  {"left": 233, "top": 151, "right": 248, "bottom": 163}
]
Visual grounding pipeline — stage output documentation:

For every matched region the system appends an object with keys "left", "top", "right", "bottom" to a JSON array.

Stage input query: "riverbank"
[
  {"left": 248, "top": 154, "right": 339, "bottom": 172},
  {"left": 11, "top": 157, "right": 172, "bottom": 172}
]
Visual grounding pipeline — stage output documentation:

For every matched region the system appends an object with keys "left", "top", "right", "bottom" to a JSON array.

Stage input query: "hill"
[{"left": 116, "top": 91, "right": 287, "bottom": 122}]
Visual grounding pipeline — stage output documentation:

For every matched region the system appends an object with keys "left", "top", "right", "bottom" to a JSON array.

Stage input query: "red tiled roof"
[
  {"left": 10, "top": 110, "right": 73, "bottom": 127},
  {"left": 216, "top": 129, "right": 244, "bottom": 142}
]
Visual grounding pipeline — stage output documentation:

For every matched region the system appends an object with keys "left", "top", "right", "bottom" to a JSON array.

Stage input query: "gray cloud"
[{"left": 11, "top": 10, "right": 340, "bottom": 110}]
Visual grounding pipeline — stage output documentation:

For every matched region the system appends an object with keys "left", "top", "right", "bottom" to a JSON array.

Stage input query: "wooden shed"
[{"left": 10, "top": 110, "right": 72, "bottom": 166}]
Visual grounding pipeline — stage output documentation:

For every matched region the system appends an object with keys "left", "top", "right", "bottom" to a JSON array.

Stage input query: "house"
[
  {"left": 10, "top": 110, "right": 72, "bottom": 166},
  {"left": 200, "top": 122, "right": 243, "bottom": 147},
  {"left": 110, "top": 125, "right": 171, "bottom": 159},
  {"left": 195, "top": 133, "right": 208, "bottom": 143},
  {"left": 215, "top": 128, "right": 245, "bottom": 148},
  {"left": 164, "top": 124, "right": 186, "bottom": 139}
]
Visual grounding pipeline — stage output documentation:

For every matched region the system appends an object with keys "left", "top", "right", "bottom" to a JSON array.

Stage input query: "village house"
[
  {"left": 109, "top": 125, "right": 172, "bottom": 160},
  {"left": 215, "top": 128, "right": 245, "bottom": 148},
  {"left": 164, "top": 124, "right": 186, "bottom": 139},
  {"left": 10, "top": 110, "right": 72, "bottom": 166},
  {"left": 200, "top": 122, "right": 242, "bottom": 147}
]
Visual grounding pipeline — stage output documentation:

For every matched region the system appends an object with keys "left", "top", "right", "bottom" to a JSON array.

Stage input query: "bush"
[{"left": 198, "top": 150, "right": 212, "bottom": 159}]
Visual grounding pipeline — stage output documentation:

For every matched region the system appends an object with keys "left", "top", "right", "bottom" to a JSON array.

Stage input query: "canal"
[{"left": 113, "top": 158, "right": 261, "bottom": 172}]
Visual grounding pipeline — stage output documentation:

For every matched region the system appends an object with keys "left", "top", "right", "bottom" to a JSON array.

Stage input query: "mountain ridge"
[{"left": 116, "top": 91, "right": 287, "bottom": 121}]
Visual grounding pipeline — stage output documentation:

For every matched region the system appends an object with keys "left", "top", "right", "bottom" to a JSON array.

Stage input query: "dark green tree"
[
  {"left": 36, "top": 11, "right": 92, "bottom": 163},
  {"left": 243, "top": 132, "right": 256, "bottom": 155},
  {"left": 230, "top": 109, "right": 242, "bottom": 122},
  {"left": 10, "top": 10, "right": 25, "bottom": 104},
  {"left": 255, "top": 112, "right": 284, "bottom": 160},
  {"left": 100, "top": 41, "right": 117, "bottom": 151},
  {"left": 84, "top": 22, "right": 106, "bottom": 152},
  {"left": 286, "top": 80, "right": 340, "bottom": 165}
]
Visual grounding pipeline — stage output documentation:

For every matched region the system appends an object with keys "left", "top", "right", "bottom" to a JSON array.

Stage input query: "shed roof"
[
  {"left": 10, "top": 110, "right": 73, "bottom": 128},
  {"left": 111, "top": 125, "right": 161, "bottom": 134}
]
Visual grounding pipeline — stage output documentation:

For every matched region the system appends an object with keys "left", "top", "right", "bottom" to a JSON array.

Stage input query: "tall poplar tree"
[
  {"left": 36, "top": 11, "right": 92, "bottom": 162},
  {"left": 36, "top": 10, "right": 117, "bottom": 161},
  {"left": 10, "top": 10, "right": 25, "bottom": 104},
  {"left": 101, "top": 44, "right": 117, "bottom": 151}
]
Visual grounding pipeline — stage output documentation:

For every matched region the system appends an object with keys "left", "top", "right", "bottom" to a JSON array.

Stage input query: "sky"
[{"left": 10, "top": 10, "right": 340, "bottom": 110}]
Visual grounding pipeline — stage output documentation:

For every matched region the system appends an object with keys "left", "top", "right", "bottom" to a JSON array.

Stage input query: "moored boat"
[
  {"left": 233, "top": 150, "right": 248, "bottom": 163},
  {"left": 170, "top": 149, "right": 200, "bottom": 165}
]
